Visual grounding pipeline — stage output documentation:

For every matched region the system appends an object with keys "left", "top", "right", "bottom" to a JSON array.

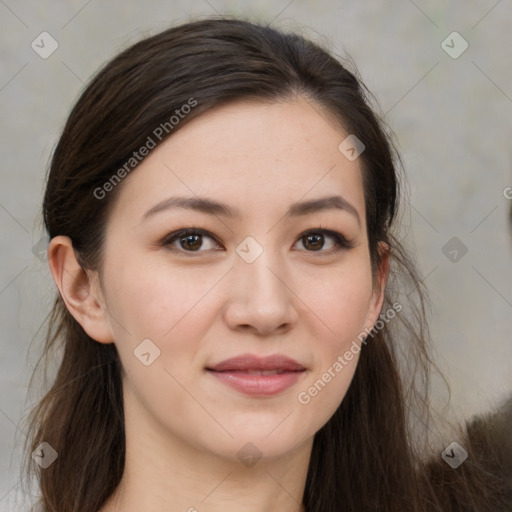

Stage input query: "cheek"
[
  {"left": 298, "top": 354, "right": 359, "bottom": 420},
  {"left": 100, "top": 259, "right": 222, "bottom": 415},
  {"left": 296, "top": 333, "right": 362, "bottom": 432},
  {"left": 103, "top": 261, "right": 219, "bottom": 428},
  {"left": 104, "top": 256, "right": 219, "bottom": 342},
  {"left": 303, "top": 259, "right": 374, "bottom": 338},
  {"left": 295, "top": 260, "right": 372, "bottom": 415}
]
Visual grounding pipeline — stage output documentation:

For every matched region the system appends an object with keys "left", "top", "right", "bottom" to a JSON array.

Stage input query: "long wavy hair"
[{"left": 21, "top": 16, "right": 511, "bottom": 512}]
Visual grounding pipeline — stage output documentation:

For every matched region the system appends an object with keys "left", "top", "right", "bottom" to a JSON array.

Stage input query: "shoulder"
[{"left": 423, "top": 396, "right": 512, "bottom": 511}]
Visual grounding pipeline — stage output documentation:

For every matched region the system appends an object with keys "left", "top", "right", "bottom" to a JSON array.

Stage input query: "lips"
[
  {"left": 206, "top": 354, "right": 306, "bottom": 373},
  {"left": 206, "top": 354, "right": 306, "bottom": 396}
]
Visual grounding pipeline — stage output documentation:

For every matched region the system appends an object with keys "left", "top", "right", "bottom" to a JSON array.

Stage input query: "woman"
[{"left": 22, "top": 16, "right": 511, "bottom": 512}]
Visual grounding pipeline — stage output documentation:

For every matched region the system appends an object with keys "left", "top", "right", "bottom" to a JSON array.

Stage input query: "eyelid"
[{"left": 161, "top": 227, "right": 356, "bottom": 255}]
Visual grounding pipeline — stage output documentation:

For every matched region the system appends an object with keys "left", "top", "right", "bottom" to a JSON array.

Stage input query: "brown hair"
[{"left": 22, "top": 15, "right": 511, "bottom": 512}]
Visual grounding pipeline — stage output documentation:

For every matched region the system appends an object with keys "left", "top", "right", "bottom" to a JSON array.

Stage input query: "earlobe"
[{"left": 47, "top": 235, "right": 114, "bottom": 344}]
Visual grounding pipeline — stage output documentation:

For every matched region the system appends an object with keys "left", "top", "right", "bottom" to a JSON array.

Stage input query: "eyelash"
[{"left": 161, "top": 227, "right": 356, "bottom": 256}]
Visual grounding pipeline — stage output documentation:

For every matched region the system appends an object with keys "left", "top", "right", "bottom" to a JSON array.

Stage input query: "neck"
[{"left": 103, "top": 439, "right": 311, "bottom": 512}]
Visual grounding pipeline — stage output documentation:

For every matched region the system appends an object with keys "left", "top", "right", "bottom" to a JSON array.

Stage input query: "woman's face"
[{"left": 93, "top": 96, "right": 387, "bottom": 463}]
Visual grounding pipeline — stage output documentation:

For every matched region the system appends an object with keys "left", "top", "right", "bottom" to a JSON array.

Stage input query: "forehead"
[{"left": 108, "top": 97, "right": 366, "bottom": 227}]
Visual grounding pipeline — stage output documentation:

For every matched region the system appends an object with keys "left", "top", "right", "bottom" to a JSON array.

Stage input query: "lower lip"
[{"left": 207, "top": 370, "right": 304, "bottom": 396}]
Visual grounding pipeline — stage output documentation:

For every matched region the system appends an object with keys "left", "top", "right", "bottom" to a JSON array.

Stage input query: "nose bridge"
[
  {"left": 236, "top": 235, "right": 288, "bottom": 302},
  {"left": 224, "top": 234, "right": 297, "bottom": 333}
]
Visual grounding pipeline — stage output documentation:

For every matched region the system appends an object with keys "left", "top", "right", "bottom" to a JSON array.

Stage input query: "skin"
[{"left": 48, "top": 95, "right": 389, "bottom": 512}]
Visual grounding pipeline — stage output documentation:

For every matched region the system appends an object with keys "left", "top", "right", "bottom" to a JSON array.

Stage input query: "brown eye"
[
  {"left": 302, "top": 233, "right": 326, "bottom": 251},
  {"left": 295, "top": 229, "right": 355, "bottom": 253},
  {"left": 163, "top": 229, "right": 220, "bottom": 253},
  {"left": 179, "top": 233, "right": 203, "bottom": 251}
]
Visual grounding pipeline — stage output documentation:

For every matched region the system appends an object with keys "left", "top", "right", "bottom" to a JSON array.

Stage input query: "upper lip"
[{"left": 207, "top": 354, "right": 306, "bottom": 372}]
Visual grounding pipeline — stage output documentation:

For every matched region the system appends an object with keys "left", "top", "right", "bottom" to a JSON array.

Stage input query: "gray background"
[{"left": 1, "top": 0, "right": 511, "bottom": 508}]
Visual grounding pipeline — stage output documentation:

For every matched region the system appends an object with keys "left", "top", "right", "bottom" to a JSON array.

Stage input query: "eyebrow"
[{"left": 142, "top": 194, "right": 361, "bottom": 227}]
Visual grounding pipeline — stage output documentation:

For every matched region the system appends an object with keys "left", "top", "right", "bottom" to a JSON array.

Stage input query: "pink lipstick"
[{"left": 206, "top": 354, "right": 306, "bottom": 396}]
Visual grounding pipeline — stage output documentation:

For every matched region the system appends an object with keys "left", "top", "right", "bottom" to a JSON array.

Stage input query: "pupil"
[
  {"left": 183, "top": 234, "right": 201, "bottom": 250},
  {"left": 305, "top": 234, "right": 323, "bottom": 250}
]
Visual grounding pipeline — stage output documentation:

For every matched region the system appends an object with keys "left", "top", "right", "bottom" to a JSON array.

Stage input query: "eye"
[
  {"left": 293, "top": 228, "right": 355, "bottom": 254},
  {"left": 162, "top": 228, "right": 221, "bottom": 254},
  {"left": 162, "top": 227, "right": 355, "bottom": 256}
]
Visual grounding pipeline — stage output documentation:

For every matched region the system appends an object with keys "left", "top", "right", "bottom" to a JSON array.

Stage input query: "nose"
[{"left": 222, "top": 249, "right": 298, "bottom": 337}]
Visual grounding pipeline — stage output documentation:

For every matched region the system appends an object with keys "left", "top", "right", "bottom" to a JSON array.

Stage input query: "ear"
[
  {"left": 47, "top": 235, "right": 114, "bottom": 344},
  {"left": 363, "top": 241, "right": 391, "bottom": 331}
]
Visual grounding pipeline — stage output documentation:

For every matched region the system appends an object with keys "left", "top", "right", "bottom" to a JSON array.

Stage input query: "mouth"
[
  {"left": 213, "top": 369, "right": 294, "bottom": 375},
  {"left": 206, "top": 354, "right": 306, "bottom": 396}
]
